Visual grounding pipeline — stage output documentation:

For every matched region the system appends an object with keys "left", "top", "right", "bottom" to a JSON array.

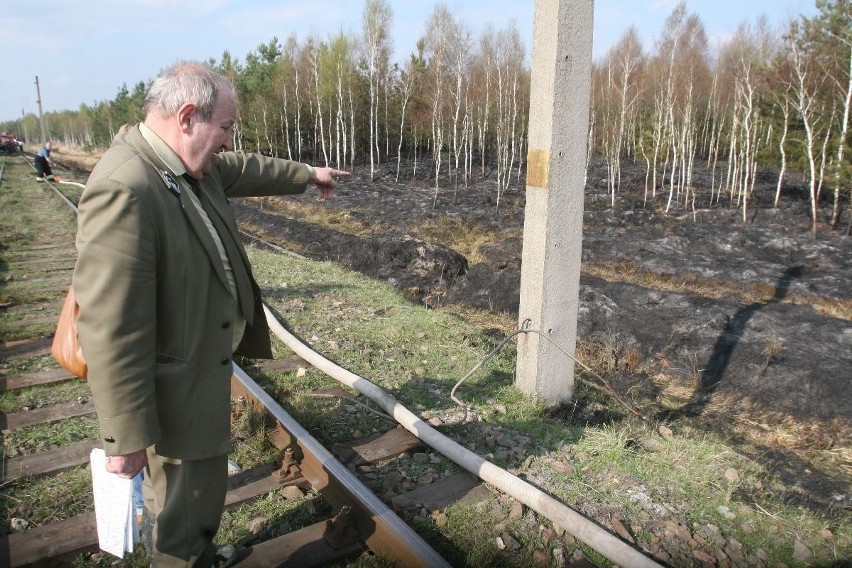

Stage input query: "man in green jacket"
[{"left": 73, "top": 60, "right": 348, "bottom": 566}]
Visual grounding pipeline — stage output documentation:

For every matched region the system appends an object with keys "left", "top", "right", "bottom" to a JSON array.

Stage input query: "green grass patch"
[
  {"left": 2, "top": 415, "right": 100, "bottom": 459},
  {"left": 247, "top": 242, "right": 524, "bottom": 421},
  {"left": 0, "top": 354, "right": 62, "bottom": 382},
  {"left": 1, "top": 466, "right": 94, "bottom": 526},
  {"left": 0, "top": 378, "right": 91, "bottom": 413},
  {"left": 229, "top": 396, "right": 283, "bottom": 468},
  {"left": 216, "top": 488, "right": 329, "bottom": 546},
  {"left": 551, "top": 422, "right": 851, "bottom": 565}
]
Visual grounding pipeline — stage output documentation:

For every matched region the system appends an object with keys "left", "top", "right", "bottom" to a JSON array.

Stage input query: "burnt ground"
[{"left": 231, "top": 157, "right": 851, "bottom": 514}]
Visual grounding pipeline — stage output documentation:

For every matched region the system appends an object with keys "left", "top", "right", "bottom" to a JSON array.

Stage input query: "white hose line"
[
  {"left": 263, "top": 304, "right": 662, "bottom": 568},
  {"left": 56, "top": 178, "right": 86, "bottom": 189}
]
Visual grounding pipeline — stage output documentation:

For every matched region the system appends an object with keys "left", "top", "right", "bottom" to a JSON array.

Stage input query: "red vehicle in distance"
[{"left": 1, "top": 132, "right": 24, "bottom": 153}]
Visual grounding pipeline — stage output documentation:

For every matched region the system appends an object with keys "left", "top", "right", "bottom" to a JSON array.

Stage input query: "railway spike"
[{"left": 272, "top": 446, "right": 302, "bottom": 484}]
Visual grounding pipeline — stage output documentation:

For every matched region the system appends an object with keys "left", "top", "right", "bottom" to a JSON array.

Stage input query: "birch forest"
[{"left": 5, "top": 0, "right": 850, "bottom": 232}]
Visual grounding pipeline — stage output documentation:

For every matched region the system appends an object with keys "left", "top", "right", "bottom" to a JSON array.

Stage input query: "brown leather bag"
[{"left": 51, "top": 287, "right": 88, "bottom": 378}]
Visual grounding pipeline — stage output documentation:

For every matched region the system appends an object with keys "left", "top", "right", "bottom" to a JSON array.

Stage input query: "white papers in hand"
[{"left": 89, "top": 448, "right": 139, "bottom": 557}]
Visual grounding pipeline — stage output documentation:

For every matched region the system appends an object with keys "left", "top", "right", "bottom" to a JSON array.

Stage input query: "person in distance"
[
  {"left": 73, "top": 60, "right": 349, "bottom": 566},
  {"left": 34, "top": 140, "right": 54, "bottom": 181}
]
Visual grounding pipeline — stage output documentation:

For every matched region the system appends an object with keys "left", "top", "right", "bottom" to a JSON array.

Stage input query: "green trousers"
[{"left": 142, "top": 450, "right": 229, "bottom": 567}]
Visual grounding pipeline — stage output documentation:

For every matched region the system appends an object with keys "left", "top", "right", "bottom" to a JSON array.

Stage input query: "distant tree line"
[
  {"left": 3, "top": 0, "right": 848, "bottom": 232},
  {"left": 591, "top": 0, "right": 850, "bottom": 234}
]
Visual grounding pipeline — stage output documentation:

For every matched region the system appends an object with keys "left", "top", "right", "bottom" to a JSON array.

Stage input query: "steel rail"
[
  {"left": 230, "top": 364, "right": 452, "bottom": 568},
  {"left": 19, "top": 152, "right": 81, "bottom": 212},
  {"left": 47, "top": 180, "right": 79, "bottom": 212}
]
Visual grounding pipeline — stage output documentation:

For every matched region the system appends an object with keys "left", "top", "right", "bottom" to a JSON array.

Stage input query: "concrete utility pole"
[
  {"left": 35, "top": 76, "right": 47, "bottom": 143},
  {"left": 516, "top": 0, "right": 593, "bottom": 405}
]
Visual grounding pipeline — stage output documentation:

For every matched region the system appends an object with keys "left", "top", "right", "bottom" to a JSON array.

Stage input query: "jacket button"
[
  {"left": 222, "top": 322, "right": 231, "bottom": 329},
  {"left": 221, "top": 358, "right": 230, "bottom": 365}
]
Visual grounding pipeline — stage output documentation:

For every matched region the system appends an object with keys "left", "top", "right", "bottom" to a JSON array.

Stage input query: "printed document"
[{"left": 90, "top": 448, "right": 139, "bottom": 557}]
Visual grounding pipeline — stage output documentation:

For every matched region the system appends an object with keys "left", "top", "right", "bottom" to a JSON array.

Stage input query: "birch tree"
[
  {"left": 326, "top": 33, "right": 356, "bottom": 170},
  {"left": 272, "top": 37, "right": 299, "bottom": 160},
  {"left": 472, "top": 28, "right": 496, "bottom": 177},
  {"left": 395, "top": 58, "right": 415, "bottom": 181},
  {"left": 718, "top": 25, "right": 767, "bottom": 220},
  {"left": 448, "top": 23, "right": 472, "bottom": 201},
  {"left": 595, "top": 27, "right": 643, "bottom": 207},
  {"left": 492, "top": 24, "right": 527, "bottom": 207},
  {"left": 773, "top": 93, "right": 792, "bottom": 207},
  {"left": 306, "top": 38, "right": 330, "bottom": 165},
  {"left": 361, "top": 0, "right": 392, "bottom": 180},
  {"left": 655, "top": 5, "right": 709, "bottom": 213},
  {"left": 802, "top": 0, "right": 852, "bottom": 230},
  {"left": 786, "top": 21, "right": 828, "bottom": 235},
  {"left": 421, "top": 4, "right": 458, "bottom": 204}
]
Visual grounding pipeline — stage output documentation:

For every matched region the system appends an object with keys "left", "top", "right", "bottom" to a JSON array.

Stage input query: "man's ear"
[{"left": 177, "top": 103, "right": 197, "bottom": 133}]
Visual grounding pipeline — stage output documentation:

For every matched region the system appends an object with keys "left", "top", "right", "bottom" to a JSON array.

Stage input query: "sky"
[{"left": 1, "top": 0, "right": 818, "bottom": 125}]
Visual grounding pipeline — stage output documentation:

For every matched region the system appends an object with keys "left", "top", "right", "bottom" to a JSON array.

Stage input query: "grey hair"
[{"left": 143, "top": 61, "right": 238, "bottom": 121}]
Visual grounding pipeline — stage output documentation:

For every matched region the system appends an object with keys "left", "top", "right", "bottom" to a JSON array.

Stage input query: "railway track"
[{"left": 0, "top": 153, "right": 662, "bottom": 567}]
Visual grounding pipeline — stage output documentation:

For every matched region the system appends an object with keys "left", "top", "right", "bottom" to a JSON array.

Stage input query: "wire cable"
[{"left": 450, "top": 318, "right": 644, "bottom": 420}]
